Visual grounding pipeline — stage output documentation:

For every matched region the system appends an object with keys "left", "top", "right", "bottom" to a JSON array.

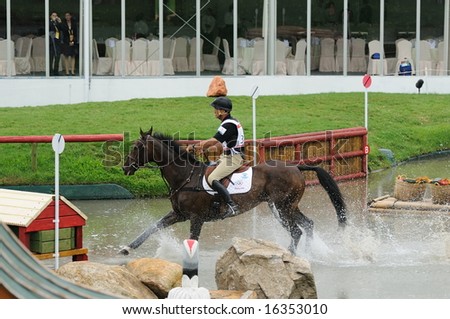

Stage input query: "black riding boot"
[{"left": 211, "top": 180, "right": 240, "bottom": 219}]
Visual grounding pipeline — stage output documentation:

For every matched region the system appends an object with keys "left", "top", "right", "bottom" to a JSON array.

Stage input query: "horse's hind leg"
[
  {"left": 294, "top": 209, "right": 314, "bottom": 239},
  {"left": 269, "top": 201, "right": 303, "bottom": 255}
]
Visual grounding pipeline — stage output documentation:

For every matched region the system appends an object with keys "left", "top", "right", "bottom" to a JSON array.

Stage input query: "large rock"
[
  {"left": 210, "top": 290, "right": 258, "bottom": 299},
  {"left": 126, "top": 258, "right": 182, "bottom": 298},
  {"left": 56, "top": 261, "right": 158, "bottom": 299},
  {"left": 215, "top": 238, "right": 317, "bottom": 299}
]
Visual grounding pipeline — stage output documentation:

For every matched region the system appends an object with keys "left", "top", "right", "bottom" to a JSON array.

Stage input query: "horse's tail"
[{"left": 297, "top": 165, "right": 347, "bottom": 226}]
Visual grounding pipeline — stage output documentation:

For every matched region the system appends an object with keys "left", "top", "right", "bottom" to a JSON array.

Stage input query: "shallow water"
[{"left": 70, "top": 154, "right": 449, "bottom": 298}]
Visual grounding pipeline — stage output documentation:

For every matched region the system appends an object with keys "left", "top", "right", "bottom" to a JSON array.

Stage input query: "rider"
[{"left": 186, "top": 96, "right": 245, "bottom": 219}]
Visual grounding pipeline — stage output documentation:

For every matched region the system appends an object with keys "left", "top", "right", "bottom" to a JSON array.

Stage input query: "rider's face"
[{"left": 214, "top": 108, "right": 222, "bottom": 119}]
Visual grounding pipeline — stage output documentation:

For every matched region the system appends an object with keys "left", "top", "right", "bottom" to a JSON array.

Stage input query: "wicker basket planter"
[
  {"left": 430, "top": 184, "right": 450, "bottom": 205},
  {"left": 394, "top": 178, "right": 427, "bottom": 201}
]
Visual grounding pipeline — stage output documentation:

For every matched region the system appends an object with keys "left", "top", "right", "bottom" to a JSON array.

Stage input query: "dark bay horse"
[{"left": 120, "top": 128, "right": 347, "bottom": 255}]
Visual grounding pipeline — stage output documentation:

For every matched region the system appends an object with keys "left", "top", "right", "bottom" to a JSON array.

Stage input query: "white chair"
[
  {"left": 14, "top": 36, "right": 24, "bottom": 57},
  {"left": 188, "top": 37, "right": 204, "bottom": 71},
  {"left": 203, "top": 36, "right": 221, "bottom": 71},
  {"left": 163, "top": 37, "right": 173, "bottom": 58},
  {"left": 395, "top": 38, "right": 406, "bottom": 48},
  {"left": 163, "top": 38, "right": 176, "bottom": 75},
  {"left": 275, "top": 40, "right": 288, "bottom": 75},
  {"left": 287, "top": 39, "right": 306, "bottom": 75},
  {"left": 173, "top": 37, "right": 189, "bottom": 72},
  {"left": 395, "top": 39, "right": 415, "bottom": 76},
  {"left": 30, "top": 36, "right": 45, "bottom": 73},
  {"left": 113, "top": 39, "right": 131, "bottom": 76},
  {"left": 92, "top": 39, "right": 113, "bottom": 75},
  {"left": 416, "top": 40, "right": 433, "bottom": 76},
  {"left": 0, "top": 39, "right": 16, "bottom": 75},
  {"left": 221, "top": 38, "right": 245, "bottom": 75},
  {"left": 319, "top": 37, "right": 336, "bottom": 72},
  {"left": 251, "top": 39, "right": 265, "bottom": 75},
  {"left": 367, "top": 40, "right": 388, "bottom": 75},
  {"left": 104, "top": 37, "right": 118, "bottom": 58},
  {"left": 237, "top": 37, "right": 246, "bottom": 47},
  {"left": 349, "top": 38, "right": 367, "bottom": 72},
  {"left": 11, "top": 34, "right": 20, "bottom": 43},
  {"left": 335, "top": 38, "right": 350, "bottom": 73},
  {"left": 14, "top": 37, "right": 32, "bottom": 74},
  {"left": 435, "top": 41, "right": 446, "bottom": 76},
  {"left": 129, "top": 38, "right": 148, "bottom": 76},
  {"left": 146, "top": 39, "right": 161, "bottom": 75}
]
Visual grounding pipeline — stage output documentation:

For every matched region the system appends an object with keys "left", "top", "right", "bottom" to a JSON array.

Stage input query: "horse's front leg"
[
  {"left": 189, "top": 216, "right": 205, "bottom": 241},
  {"left": 119, "top": 210, "right": 187, "bottom": 255}
]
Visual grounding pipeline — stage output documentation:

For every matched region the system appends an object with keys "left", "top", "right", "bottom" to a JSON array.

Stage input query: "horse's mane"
[{"left": 149, "top": 131, "right": 203, "bottom": 165}]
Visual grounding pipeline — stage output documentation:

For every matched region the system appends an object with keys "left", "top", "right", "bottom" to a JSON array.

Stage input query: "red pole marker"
[{"left": 362, "top": 74, "right": 372, "bottom": 88}]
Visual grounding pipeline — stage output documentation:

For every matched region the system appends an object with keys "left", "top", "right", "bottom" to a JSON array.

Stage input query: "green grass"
[{"left": 0, "top": 93, "right": 448, "bottom": 197}]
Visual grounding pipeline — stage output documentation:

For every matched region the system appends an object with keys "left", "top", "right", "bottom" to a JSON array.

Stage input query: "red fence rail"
[
  {"left": 0, "top": 134, "right": 124, "bottom": 172},
  {"left": 0, "top": 134, "right": 124, "bottom": 143}
]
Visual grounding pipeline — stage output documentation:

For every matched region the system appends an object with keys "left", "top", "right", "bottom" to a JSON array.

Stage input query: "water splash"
[
  {"left": 154, "top": 231, "right": 184, "bottom": 264},
  {"left": 300, "top": 224, "right": 380, "bottom": 266}
]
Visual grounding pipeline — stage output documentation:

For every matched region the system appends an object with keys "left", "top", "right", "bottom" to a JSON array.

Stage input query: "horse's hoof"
[{"left": 118, "top": 246, "right": 131, "bottom": 256}]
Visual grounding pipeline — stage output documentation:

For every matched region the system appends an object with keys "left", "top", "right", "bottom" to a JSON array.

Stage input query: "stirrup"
[{"left": 222, "top": 202, "right": 240, "bottom": 219}]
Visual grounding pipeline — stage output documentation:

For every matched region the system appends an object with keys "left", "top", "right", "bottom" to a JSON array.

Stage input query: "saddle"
[{"left": 204, "top": 162, "right": 252, "bottom": 188}]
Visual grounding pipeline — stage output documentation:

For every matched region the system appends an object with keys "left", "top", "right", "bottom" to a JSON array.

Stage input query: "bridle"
[
  {"left": 124, "top": 139, "right": 147, "bottom": 171},
  {"left": 125, "top": 136, "right": 200, "bottom": 198}
]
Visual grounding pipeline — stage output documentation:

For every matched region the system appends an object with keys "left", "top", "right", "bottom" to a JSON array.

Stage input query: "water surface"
[{"left": 72, "top": 154, "right": 450, "bottom": 298}]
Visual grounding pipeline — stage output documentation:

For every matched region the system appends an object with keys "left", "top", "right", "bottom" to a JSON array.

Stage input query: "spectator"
[
  {"left": 61, "top": 12, "right": 78, "bottom": 76},
  {"left": 222, "top": 5, "right": 234, "bottom": 56},
  {"left": 202, "top": 8, "right": 217, "bottom": 54},
  {"left": 49, "top": 11, "right": 62, "bottom": 76},
  {"left": 134, "top": 13, "right": 149, "bottom": 39},
  {"left": 324, "top": 1, "right": 337, "bottom": 25}
]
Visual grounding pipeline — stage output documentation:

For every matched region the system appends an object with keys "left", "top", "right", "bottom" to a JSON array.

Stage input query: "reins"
[
  {"left": 134, "top": 136, "right": 204, "bottom": 198},
  {"left": 164, "top": 164, "right": 197, "bottom": 199}
]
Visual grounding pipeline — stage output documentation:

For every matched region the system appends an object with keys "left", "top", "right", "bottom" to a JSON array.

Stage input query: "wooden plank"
[
  {"left": 38, "top": 204, "right": 84, "bottom": 219},
  {"left": 60, "top": 197, "right": 88, "bottom": 219},
  {"left": 393, "top": 200, "right": 448, "bottom": 211},
  {"left": 33, "top": 248, "right": 88, "bottom": 260},
  {"left": 0, "top": 207, "right": 37, "bottom": 218},
  {"left": 0, "top": 188, "right": 53, "bottom": 201},
  {"left": 25, "top": 216, "right": 86, "bottom": 232},
  {"left": 368, "top": 207, "right": 450, "bottom": 215},
  {"left": 0, "top": 197, "right": 49, "bottom": 210},
  {"left": 0, "top": 189, "right": 53, "bottom": 226},
  {"left": 40, "top": 200, "right": 87, "bottom": 220},
  {"left": 0, "top": 213, "right": 34, "bottom": 227},
  {"left": 74, "top": 226, "right": 83, "bottom": 249},
  {"left": 369, "top": 196, "right": 450, "bottom": 213}
]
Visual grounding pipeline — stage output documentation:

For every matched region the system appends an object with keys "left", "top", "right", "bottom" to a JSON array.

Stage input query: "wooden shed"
[{"left": 0, "top": 188, "right": 88, "bottom": 261}]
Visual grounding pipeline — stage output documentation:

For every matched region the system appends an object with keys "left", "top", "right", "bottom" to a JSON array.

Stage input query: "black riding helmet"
[{"left": 210, "top": 96, "right": 232, "bottom": 112}]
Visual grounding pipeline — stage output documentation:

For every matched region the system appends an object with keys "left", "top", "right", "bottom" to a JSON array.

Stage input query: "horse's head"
[
  {"left": 122, "top": 127, "right": 153, "bottom": 176},
  {"left": 123, "top": 127, "right": 203, "bottom": 176}
]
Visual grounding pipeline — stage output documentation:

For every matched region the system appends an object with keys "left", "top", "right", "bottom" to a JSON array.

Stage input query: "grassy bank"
[{"left": 0, "top": 93, "right": 448, "bottom": 197}]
